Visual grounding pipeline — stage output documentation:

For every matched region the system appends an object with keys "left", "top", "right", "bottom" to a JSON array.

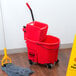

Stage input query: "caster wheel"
[
  {"left": 46, "top": 64, "right": 52, "bottom": 69},
  {"left": 55, "top": 59, "right": 59, "bottom": 64},
  {"left": 29, "top": 60, "right": 33, "bottom": 65}
]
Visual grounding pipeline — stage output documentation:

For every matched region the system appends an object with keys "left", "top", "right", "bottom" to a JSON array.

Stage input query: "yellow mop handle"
[
  {"left": 1, "top": 48, "right": 12, "bottom": 66},
  {"left": 4, "top": 48, "right": 7, "bottom": 57}
]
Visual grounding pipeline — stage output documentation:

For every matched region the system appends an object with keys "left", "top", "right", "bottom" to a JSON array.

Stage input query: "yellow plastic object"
[
  {"left": 1, "top": 48, "right": 12, "bottom": 66},
  {"left": 66, "top": 34, "right": 76, "bottom": 76}
]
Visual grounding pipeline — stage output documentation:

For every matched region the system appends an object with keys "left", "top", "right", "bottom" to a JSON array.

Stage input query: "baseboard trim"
[
  {"left": 60, "top": 43, "right": 72, "bottom": 49},
  {"left": 0, "top": 48, "right": 26, "bottom": 55},
  {"left": 0, "top": 43, "right": 72, "bottom": 55}
]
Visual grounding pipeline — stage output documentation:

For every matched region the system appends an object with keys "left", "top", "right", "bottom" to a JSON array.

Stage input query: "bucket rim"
[{"left": 26, "top": 35, "right": 60, "bottom": 46}]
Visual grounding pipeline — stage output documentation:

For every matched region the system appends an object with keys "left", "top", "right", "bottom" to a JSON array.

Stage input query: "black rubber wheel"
[
  {"left": 46, "top": 64, "right": 52, "bottom": 69},
  {"left": 55, "top": 59, "right": 59, "bottom": 64},
  {"left": 29, "top": 60, "right": 33, "bottom": 65}
]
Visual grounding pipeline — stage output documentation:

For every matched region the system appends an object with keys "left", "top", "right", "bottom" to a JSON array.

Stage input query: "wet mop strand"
[{"left": 1, "top": 63, "right": 34, "bottom": 76}]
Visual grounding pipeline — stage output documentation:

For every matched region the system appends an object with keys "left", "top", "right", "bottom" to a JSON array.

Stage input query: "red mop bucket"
[
  {"left": 26, "top": 35, "right": 60, "bottom": 65},
  {"left": 23, "top": 3, "right": 60, "bottom": 68}
]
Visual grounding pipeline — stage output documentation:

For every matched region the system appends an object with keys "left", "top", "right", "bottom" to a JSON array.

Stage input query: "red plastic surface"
[
  {"left": 25, "top": 21, "right": 48, "bottom": 41},
  {"left": 26, "top": 35, "right": 60, "bottom": 64},
  {"left": 26, "top": 3, "right": 31, "bottom": 9}
]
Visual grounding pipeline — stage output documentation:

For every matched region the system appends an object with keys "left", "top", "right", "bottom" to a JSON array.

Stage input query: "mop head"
[{"left": 1, "top": 63, "right": 34, "bottom": 76}]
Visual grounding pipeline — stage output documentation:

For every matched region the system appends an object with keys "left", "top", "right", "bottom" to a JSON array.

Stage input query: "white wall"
[
  {"left": 1, "top": 0, "right": 26, "bottom": 49},
  {"left": 0, "top": 8, "right": 4, "bottom": 50},
  {"left": 0, "top": 0, "right": 76, "bottom": 50}
]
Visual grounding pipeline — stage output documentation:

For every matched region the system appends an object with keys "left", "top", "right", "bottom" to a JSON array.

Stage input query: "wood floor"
[{"left": 0, "top": 48, "right": 71, "bottom": 76}]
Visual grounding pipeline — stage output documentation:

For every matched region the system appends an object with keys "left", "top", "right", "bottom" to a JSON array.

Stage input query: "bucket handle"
[
  {"left": 26, "top": 3, "right": 35, "bottom": 21},
  {"left": 36, "top": 43, "right": 59, "bottom": 50}
]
